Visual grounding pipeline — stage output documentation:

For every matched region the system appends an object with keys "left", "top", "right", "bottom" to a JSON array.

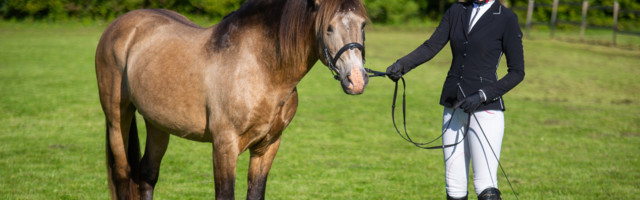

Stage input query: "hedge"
[{"left": 1, "top": 0, "right": 638, "bottom": 27}]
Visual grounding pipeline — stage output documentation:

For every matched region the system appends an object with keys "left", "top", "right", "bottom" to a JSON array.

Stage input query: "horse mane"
[{"left": 209, "top": 0, "right": 367, "bottom": 67}]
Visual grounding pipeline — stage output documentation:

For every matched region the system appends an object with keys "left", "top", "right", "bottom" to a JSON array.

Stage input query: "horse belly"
[{"left": 137, "top": 103, "right": 210, "bottom": 142}]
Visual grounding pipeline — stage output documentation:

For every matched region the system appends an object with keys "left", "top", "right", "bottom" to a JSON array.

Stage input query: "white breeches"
[{"left": 442, "top": 107, "right": 504, "bottom": 198}]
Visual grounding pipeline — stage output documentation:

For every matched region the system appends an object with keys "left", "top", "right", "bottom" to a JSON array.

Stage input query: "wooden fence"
[{"left": 516, "top": 0, "right": 640, "bottom": 46}]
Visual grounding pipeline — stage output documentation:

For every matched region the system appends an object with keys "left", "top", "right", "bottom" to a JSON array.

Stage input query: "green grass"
[{"left": 1, "top": 21, "right": 639, "bottom": 199}]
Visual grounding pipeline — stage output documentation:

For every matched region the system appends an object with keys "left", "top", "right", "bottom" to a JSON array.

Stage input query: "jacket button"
[
  {"left": 464, "top": 41, "right": 469, "bottom": 45},
  {"left": 459, "top": 76, "right": 463, "bottom": 79},
  {"left": 461, "top": 65, "right": 465, "bottom": 68}
]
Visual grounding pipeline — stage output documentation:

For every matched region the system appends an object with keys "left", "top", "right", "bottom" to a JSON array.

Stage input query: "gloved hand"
[
  {"left": 386, "top": 61, "right": 404, "bottom": 82},
  {"left": 454, "top": 90, "right": 487, "bottom": 113}
]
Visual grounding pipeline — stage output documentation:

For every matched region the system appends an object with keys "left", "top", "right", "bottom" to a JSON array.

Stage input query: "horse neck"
[
  {"left": 209, "top": 0, "right": 320, "bottom": 87},
  {"left": 273, "top": 25, "right": 319, "bottom": 86},
  {"left": 263, "top": 0, "right": 320, "bottom": 86}
]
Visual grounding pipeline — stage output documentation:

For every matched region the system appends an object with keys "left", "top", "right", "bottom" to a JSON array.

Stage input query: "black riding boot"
[
  {"left": 446, "top": 194, "right": 468, "bottom": 200},
  {"left": 478, "top": 188, "right": 501, "bottom": 200}
]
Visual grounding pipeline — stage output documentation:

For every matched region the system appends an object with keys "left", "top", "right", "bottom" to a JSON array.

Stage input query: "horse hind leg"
[
  {"left": 97, "top": 16, "right": 147, "bottom": 199},
  {"left": 98, "top": 54, "right": 141, "bottom": 199},
  {"left": 105, "top": 105, "right": 141, "bottom": 200},
  {"left": 138, "top": 119, "right": 170, "bottom": 200}
]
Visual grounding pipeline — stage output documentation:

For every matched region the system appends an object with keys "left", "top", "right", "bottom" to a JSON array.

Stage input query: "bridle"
[
  {"left": 320, "top": 30, "right": 386, "bottom": 80},
  {"left": 323, "top": 42, "right": 365, "bottom": 80}
]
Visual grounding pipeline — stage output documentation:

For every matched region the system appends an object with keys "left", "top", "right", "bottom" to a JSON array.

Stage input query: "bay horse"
[{"left": 95, "top": 0, "right": 369, "bottom": 199}]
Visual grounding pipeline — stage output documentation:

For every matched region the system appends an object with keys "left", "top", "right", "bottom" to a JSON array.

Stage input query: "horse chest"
[{"left": 229, "top": 89, "right": 299, "bottom": 152}]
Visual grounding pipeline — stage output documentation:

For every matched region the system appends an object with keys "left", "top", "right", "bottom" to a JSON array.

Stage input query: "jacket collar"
[{"left": 465, "top": 1, "right": 502, "bottom": 36}]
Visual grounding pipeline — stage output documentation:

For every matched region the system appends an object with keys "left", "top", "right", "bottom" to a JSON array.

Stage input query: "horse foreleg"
[
  {"left": 212, "top": 137, "right": 240, "bottom": 200},
  {"left": 246, "top": 138, "right": 281, "bottom": 200},
  {"left": 138, "top": 120, "right": 170, "bottom": 200}
]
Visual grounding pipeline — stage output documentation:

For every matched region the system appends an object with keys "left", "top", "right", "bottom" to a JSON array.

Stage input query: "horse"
[{"left": 94, "top": 0, "right": 369, "bottom": 199}]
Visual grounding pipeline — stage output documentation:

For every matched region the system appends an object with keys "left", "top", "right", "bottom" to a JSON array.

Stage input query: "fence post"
[
  {"left": 613, "top": 0, "right": 619, "bottom": 46},
  {"left": 580, "top": 0, "right": 589, "bottom": 41},
  {"left": 526, "top": 0, "right": 534, "bottom": 37},
  {"left": 550, "top": 0, "right": 559, "bottom": 38}
]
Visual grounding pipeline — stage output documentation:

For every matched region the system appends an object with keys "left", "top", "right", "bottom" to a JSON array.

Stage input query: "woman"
[{"left": 385, "top": 0, "right": 525, "bottom": 199}]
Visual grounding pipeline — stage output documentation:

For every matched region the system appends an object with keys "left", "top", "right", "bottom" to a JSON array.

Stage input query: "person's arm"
[
  {"left": 386, "top": 7, "right": 453, "bottom": 80},
  {"left": 480, "top": 13, "right": 525, "bottom": 101}
]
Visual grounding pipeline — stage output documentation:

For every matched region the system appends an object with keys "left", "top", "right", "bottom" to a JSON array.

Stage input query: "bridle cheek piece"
[
  {"left": 321, "top": 29, "right": 386, "bottom": 80},
  {"left": 323, "top": 42, "right": 365, "bottom": 80}
]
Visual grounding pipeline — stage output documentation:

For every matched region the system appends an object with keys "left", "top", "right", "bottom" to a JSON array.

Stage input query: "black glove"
[
  {"left": 454, "top": 90, "right": 487, "bottom": 113},
  {"left": 386, "top": 61, "right": 404, "bottom": 82}
]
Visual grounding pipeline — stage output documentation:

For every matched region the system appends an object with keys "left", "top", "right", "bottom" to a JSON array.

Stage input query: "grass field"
[{"left": 1, "top": 20, "right": 639, "bottom": 199}]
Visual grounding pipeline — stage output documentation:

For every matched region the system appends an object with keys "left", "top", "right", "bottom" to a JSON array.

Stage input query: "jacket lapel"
[
  {"left": 468, "top": 2, "right": 502, "bottom": 35},
  {"left": 462, "top": 3, "right": 473, "bottom": 39}
]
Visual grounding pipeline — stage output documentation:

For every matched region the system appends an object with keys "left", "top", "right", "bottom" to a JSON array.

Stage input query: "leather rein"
[
  {"left": 390, "top": 77, "right": 470, "bottom": 149},
  {"left": 322, "top": 36, "right": 465, "bottom": 148}
]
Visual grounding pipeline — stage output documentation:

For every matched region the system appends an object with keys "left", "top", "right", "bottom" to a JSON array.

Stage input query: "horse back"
[{"left": 96, "top": 9, "right": 207, "bottom": 72}]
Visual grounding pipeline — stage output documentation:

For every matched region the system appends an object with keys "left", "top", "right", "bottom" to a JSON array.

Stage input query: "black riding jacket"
[{"left": 397, "top": 2, "right": 525, "bottom": 110}]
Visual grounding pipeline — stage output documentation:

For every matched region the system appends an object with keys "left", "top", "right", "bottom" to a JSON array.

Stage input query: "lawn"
[{"left": 0, "top": 20, "right": 639, "bottom": 199}]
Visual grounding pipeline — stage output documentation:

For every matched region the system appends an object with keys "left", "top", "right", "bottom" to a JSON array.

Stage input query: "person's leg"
[
  {"left": 468, "top": 110, "right": 505, "bottom": 196},
  {"left": 442, "top": 107, "right": 470, "bottom": 198}
]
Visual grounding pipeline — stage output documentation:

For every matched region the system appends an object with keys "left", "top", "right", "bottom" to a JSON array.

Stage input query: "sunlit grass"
[{"left": 0, "top": 21, "right": 638, "bottom": 199}]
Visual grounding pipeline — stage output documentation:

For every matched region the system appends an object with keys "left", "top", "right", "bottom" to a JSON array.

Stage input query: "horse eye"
[{"left": 327, "top": 25, "right": 333, "bottom": 33}]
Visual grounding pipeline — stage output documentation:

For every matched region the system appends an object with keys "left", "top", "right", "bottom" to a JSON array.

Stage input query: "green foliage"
[
  {"left": 0, "top": 0, "right": 243, "bottom": 20},
  {"left": 364, "top": 0, "right": 421, "bottom": 23},
  {"left": 1, "top": 0, "right": 639, "bottom": 28}
]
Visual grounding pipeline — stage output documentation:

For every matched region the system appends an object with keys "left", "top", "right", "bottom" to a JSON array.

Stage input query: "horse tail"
[
  {"left": 106, "top": 116, "right": 142, "bottom": 199},
  {"left": 127, "top": 116, "right": 142, "bottom": 199}
]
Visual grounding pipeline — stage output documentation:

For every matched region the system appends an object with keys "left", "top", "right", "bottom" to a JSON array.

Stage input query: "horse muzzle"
[{"left": 340, "top": 65, "right": 369, "bottom": 95}]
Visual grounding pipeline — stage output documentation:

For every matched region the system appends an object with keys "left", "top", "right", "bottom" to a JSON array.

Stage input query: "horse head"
[{"left": 315, "top": 0, "right": 369, "bottom": 95}]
